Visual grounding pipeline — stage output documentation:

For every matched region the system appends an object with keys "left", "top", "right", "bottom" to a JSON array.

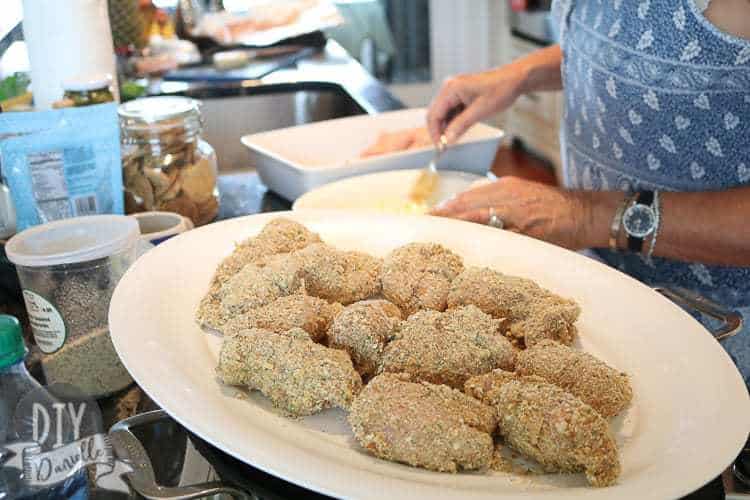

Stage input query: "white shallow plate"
[
  {"left": 241, "top": 108, "right": 503, "bottom": 200},
  {"left": 292, "top": 169, "right": 488, "bottom": 213},
  {"left": 109, "top": 211, "right": 750, "bottom": 500}
]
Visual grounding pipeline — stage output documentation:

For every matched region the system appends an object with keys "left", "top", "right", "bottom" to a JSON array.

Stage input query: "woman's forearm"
[
  {"left": 581, "top": 188, "right": 750, "bottom": 266},
  {"left": 516, "top": 44, "right": 564, "bottom": 94}
]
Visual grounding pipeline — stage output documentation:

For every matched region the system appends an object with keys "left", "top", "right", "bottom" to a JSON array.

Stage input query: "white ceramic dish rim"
[
  {"left": 240, "top": 109, "right": 504, "bottom": 172},
  {"left": 291, "top": 169, "right": 487, "bottom": 211},
  {"left": 109, "top": 211, "right": 750, "bottom": 500}
]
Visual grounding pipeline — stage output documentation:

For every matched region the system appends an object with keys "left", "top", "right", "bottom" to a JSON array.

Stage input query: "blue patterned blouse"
[{"left": 552, "top": 0, "right": 750, "bottom": 383}]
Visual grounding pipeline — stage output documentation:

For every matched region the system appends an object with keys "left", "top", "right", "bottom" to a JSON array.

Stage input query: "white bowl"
[
  {"left": 292, "top": 169, "right": 489, "bottom": 213},
  {"left": 241, "top": 108, "right": 503, "bottom": 200},
  {"left": 131, "top": 211, "right": 194, "bottom": 245}
]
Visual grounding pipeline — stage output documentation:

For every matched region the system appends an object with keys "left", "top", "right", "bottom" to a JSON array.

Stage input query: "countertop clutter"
[{"left": 15, "top": 170, "right": 731, "bottom": 500}]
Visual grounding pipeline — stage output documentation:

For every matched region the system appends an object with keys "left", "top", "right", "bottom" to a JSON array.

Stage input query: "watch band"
[
  {"left": 609, "top": 193, "right": 635, "bottom": 251},
  {"left": 646, "top": 191, "right": 661, "bottom": 261},
  {"left": 627, "top": 191, "right": 655, "bottom": 253}
]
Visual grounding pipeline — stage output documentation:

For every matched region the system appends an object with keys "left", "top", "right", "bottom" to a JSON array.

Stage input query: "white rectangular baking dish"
[{"left": 240, "top": 108, "right": 504, "bottom": 200}]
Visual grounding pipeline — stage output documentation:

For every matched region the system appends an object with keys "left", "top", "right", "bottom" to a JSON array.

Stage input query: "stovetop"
[
  {"left": 106, "top": 408, "right": 748, "bottom": 500},
  {"left": 726, "top": 437, "right": 750, "bottom": 499}
]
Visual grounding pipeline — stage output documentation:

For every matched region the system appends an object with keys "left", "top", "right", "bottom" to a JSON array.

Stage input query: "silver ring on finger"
[{"left": 488, "top": 207, "right": 504, "bottom": 229}]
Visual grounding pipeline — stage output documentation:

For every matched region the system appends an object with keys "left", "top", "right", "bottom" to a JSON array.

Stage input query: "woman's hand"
[
  {"left": 426, "top": 66, "right": 527, "bottom": 145},
  {"left": 426, "top": 45, "right": 564, "bottom": 145},
  {"left": 430, "top": 177, "right": 598, "bottom": 250}
]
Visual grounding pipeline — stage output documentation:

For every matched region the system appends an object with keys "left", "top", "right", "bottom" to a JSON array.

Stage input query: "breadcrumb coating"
[
  {"left": 465, "top": 370, "right": 620, "bottom": 487},
  {"left": 292, "top": 243, "right": 382, "bottom": 304},
  {"left": 221, "top": 292, "right": 343, "bottom": 342},
  {"left": 380, "top": 305, "right": 517, "bottom": 388},
  {"left": 196, "top": 218, "right": 321, "bottom": 326},
  {"left": 217, "top": 327, "right": 362, "bottom": 416},
  {"left": 213, "top": 255, "right": 303, "bottom": 325},
  {"left": 381, "top": 243, "right": 464, "bottom": 316},
  {"left": 349, "top": 373, "right": 496, "bottom": 472},
  {"left": 352, "top": 299, "right": 404, "bottom": 320},
  {"left": 327, "top": 300, "right": 402, "bottom": 379},
  {"left": 447, "top": 267, "right": 580, "bottom": 348},
  {"left": 516, "top": 340, "right": 633, "bottom": 418}
]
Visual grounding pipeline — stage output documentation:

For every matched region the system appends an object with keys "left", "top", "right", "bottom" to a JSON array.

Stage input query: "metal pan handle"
[
  {"left": 654, "top": 286, "right": 743, "bottom": 341},
  {"left": 109, "top": 410, "right": 253, "bottom": 500}
]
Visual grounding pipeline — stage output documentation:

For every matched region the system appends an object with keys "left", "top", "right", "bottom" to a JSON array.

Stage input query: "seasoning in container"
[
  {"left": 62, "top": 73, "right": 115, "bottom": 107},
  {"left": 42, "top": 327, "right": 133, "bottom": 397},
  {"left": 118, "top": 96, "right": 219, "bottom": 226},
  {"left": 5, "top": 215, "right": 140, "bottom": 398}
]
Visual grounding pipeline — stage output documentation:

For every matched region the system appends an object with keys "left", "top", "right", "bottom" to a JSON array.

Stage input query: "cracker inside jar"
[{"left": 122, "top": 143, "right": 219, "bottom": 226}]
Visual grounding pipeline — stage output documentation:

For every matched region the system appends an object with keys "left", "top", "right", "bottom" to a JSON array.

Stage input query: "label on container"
[{"left": 22, "top": 290, "right": 66, "bottom": 353}]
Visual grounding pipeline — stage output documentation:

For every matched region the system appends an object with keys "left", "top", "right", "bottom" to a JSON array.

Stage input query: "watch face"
[{"left": 623, "top": 204, "right": 656, "bottom": 238}]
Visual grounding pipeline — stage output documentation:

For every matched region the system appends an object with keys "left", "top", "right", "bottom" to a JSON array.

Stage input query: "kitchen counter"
[{"left": 146, "top": 39, "right": 403, "bottom": 117}]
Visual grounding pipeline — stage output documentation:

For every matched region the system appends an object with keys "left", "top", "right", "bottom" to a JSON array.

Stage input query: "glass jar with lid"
[
  {"left": 118, "top": 96, "right": 219, "bottom": 226},
  {"left": 62, "top": 73, "right": 115, "bottom": 107}
]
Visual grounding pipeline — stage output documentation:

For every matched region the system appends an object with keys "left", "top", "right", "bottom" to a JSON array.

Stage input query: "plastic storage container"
[
  {"left": 5, "top": 215, "right": 140, "bottom": 398},
  {"left": 119, "top": 96, "right": 219, "bottom": 226}
]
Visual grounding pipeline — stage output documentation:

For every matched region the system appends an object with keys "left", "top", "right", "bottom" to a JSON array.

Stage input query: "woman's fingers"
[
  {"left": 430, "top": 180, "right": 508, "bottom": 216},
  {"left": 431, "top": 194, "right": 478, "bottom": 216},
  {"left": 430, "top": 194, "right": 468, "bottom": 216},
  {"left": 443, "top": 98, "right": 491, "bottom": 145},
  {"left": 445, "top": 207, "right": 520, "bottom": 232},
  {"left": 426, "top": 77, "right": 473, "bottom": 144},
  {"left": 451, "top": 208, "right": 490, "bottom": 224}
]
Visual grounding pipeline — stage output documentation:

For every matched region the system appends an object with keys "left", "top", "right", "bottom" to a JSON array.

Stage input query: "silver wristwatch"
[{"left": 622, "top": 191, "right": 660, "bottom": 253}]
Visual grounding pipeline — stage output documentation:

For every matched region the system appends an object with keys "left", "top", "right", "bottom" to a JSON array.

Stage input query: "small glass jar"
[
  {"left": 118, "top": 96, "right": 219, "bottom": 226},
  {"left": 62, "top": 74, "right": 115, "bottom": 107}
]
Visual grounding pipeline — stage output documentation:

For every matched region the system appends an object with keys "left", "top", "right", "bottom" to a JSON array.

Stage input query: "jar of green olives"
[
  {"left": 62, "top": 74, "right": 115, "bottom": 107},
  {"left": 118, "top": 96, "right": 219, "bottom": 226}
]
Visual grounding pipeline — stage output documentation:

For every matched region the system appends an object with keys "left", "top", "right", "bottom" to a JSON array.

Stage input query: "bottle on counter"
[
  {"left": 0, "top": 315, "right": 88, "bottom": 499},
  {"left": 118, "top": 96, "right": 219, "bottom": 226}
]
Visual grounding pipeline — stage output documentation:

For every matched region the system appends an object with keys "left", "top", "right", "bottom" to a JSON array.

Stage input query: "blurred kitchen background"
[{"left": 0, "top": 0, "right": 561, "bottom": 172}]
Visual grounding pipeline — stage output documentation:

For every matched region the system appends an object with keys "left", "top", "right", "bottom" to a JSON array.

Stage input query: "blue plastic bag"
[{"left": 0, "top": 103, "right": 123, "bottom": 230}]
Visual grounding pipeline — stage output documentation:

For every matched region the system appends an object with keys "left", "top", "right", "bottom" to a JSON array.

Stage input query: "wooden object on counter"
[{"left": 490, "top": 141, "right": 558, "bottom": 186}]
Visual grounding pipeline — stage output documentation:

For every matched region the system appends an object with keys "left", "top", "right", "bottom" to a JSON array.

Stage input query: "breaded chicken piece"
[
  {"left": 509, "top": 301, "right": 580, "bottom": 348},
  {"left": 516, "top": 340, "right": 633, "bottom": 418},
  {"left": 381, "top": 242, "right": 464, "bottom": 317},
  {"left": 447, "top": 267, "right": 580, "bottom": 348},
  {"left": 327, "top": 299, "right": 402, "bottom": 379},
  {"left": 207, "top": 254, "right": 303, "bottom": 328},
  {"left": 221, "top": 292, "right": 343, "bottom": 342},
  {"left": 224, "top": 217, "right": 322, "bottom": 276},
  {"left": 349, "top": 373, "right": 496, "bottom": 472},
  {"left": 217, "top": 327, "right": 362, "bottom": 416},
  {"left": 197, "top": 218, "right": 321, "bottom": 326},
  {"left": 292, "top": 243, "right": 382, "bottom": 304},
  {"left": 465, "top": 370, "right": 620, "bottom": 487},
  {"left": 380, "top": 305, "right": 516, "bottom": 388}
]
